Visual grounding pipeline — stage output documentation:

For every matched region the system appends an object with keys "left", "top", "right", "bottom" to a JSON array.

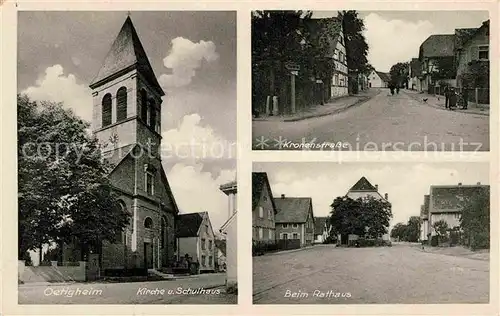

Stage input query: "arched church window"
[
  {"left": 144, "top": 217, "right": 153, "bottom": 229},
  {"left": 149, "top": 99, "right": 156, "bottom": 132},
  {"left": 116, "top": 87, "right": 127, "bottom": 122},
  {"left": 102, "top": 93, "right": 112, "bottom": 127},
  {"left": 113, "top": 200, "right": 126, "bottom": 243},
  {"left": 161, "top": 217, "right": 166, "bottom": 248},
  {"left": 140, "top": 89, "right": 148, "bottom": 123}
]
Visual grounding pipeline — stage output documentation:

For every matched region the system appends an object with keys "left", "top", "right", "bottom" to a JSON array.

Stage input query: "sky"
[
  {"left": 253, "top": 162, "right": 489, "bottom": 228},
  {"left": 312, "top": 10, "right": 489, "bottom": 72},
  {"left": 18, "top": 11, "right": 236, "bottom": 231}
]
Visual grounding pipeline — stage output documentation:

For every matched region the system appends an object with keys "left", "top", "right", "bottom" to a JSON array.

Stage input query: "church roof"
[
  {"left": 349, "top": 176, "right": 377, "bottom": 191},
  {"left": 176, "top": 212, "right": 206, "bottom": 238},
  {"left": 90, "top": 16, "right": 164, "bottom": 96}
]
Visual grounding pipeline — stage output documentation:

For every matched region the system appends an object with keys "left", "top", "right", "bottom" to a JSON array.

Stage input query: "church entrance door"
[{"left": 144, "top": 242, "right": 153, "bottom": 269}]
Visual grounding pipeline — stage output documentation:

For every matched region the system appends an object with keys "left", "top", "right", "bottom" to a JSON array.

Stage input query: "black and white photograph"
[
  {"left": 252, "top": 162, "right": 490, "bottom": 304},
  {"left": 252, "top": 11, "right": 490, "bottom": 151},
  {"left": 17, "top": 11, "right": 237, "bottom": 304}
]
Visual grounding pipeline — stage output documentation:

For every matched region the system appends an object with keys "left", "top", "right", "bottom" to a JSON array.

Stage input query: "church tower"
[
  {"left": 89, "top": 15, "right": 163, "bottom": 156},
  {"left": 88, "top": 16, "right": 178, "bottom": 272}
]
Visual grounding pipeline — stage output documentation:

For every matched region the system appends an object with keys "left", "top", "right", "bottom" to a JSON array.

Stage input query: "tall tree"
[
  {"left": 460, "top": 186, "right": 490, "bottom": 250},
  {"left": 338, "top": 10, "right": 370, "bottom": 93},
  {"left": 390, "top": 222, "right": 407, "bottom": 241},
  {"left": 405, "top": 216, "right": 421, "bottom": 242},
  {"left": 252, "top": 11, "right": 312, "bottom": 96},
  {"left": 389, "top": 62, "right": 410, "bottom": 88},
  {"left": 330, "top": 196, "right": 392, "bottom": 239},
  {"left": 18, "top": 95, "right": 131, "bottom": 260}
]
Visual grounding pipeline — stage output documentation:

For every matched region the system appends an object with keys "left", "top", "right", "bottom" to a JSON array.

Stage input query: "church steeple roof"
[
  {"left": 349, "top": 176, "right": 377, "bottom": 191},
  {"left": 89, "top": 16, "right": 164, "bottom": 96}
]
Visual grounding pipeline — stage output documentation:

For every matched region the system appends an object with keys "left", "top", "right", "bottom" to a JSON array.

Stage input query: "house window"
[
  {"left": 293, "top": 233, "right": 299, "bottom": 239},
  {"left": 292, "top": 223, "right": 298, "bottom": 228},
  {"left": 201, "top": 238, "right": 206, "bottom": 250},
  {"left": 149, "top": 99, "right": 156, "bottom": 131},
  {"left": 258, "top": 228, "right": 263, "bottom": 240},
  {"left": 144, "top": 217, "right": 153, "bottom": 229},
  {"left": 334, "top": 74, "right": 339, "bottom": 86},
  {"left": 208, "top": 240, "right": 213, "bottom": 250},
  {"left": 268, "top": 229, "right": 273, "bottom": 240},
  {"left": 268, "top": 209, "right": 272, "bottom": 219},
  {"left": 478, "top": 45, "right": 489, "bottom": 60},
  {"left": 140, "top": 89, "right": 148, "bottom": 123},
  {"left": 283, "top": 223, "right": 288, "bottom": 228},
  {"left": 101, "top": 93, "right": 112, "bottom": 127},
  {"left": 145, "top": 171, "right": 154, "bottom": 195},
  {"left": 116, "top": 86, "right": 127, "bottom": 122},
  {"left": 258, "top": 206, "right": 263, "bottom": 218},
  {"left": 209, "top": 256, "right": 213, "bottom": 266},
  {"left": 283, "top": 233, "right": 288, "bottom": 240},
  {"left": 201, "top": 255, "right": 206, "bottom": 267},
  {"left": 333, "top": 49, "right": 339, "bottom": 60}
]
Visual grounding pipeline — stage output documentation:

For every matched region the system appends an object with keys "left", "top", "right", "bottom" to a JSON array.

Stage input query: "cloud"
[
  {"left": 167, "top": 163, "right": 236, "bottom": 230},
  {"left": 161, "top": 113, "right": 236, "bottom": 162},
  {"left": 21, "top": 64, "right": 93, "bottom": 122},
  {"left": 255, "top": 162, "right": 489, "bottom": 229},
  {"left": 364, "top": 13, "right": 435, "bottom": 72},
  {"left": 159, "top": 37, "right": 219, "bottom": 88}
]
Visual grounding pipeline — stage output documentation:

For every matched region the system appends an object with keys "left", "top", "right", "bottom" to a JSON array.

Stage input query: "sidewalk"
[
  {"left": 404, "top": 89, "right": 489, "bottom": 116},
  {"left": 419, "top": 245, "right": 489, "bottom": 261},
  {"left": 253, "top": 89, "right": 379, "bottom": 122}
]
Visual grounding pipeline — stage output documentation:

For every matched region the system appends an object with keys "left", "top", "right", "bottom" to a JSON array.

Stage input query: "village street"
[
  {"left": 253, "top": 243, "right": 489, "bottom": 304},
  {"left": 252, "top": 89, "right": 489, "bottom": 152},
  {"left": 19, "top": 273, "right": 236, "bottom": 304}
]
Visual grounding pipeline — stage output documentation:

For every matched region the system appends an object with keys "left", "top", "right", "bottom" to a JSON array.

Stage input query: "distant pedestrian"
[
  {"left": 462, "top": 88, "right": 469, "bottom": 109},
  {"left": 448, "top": 88, "right": 457, "bottom": 110},
  {"left": 444, "top": 86, "right": 449, "bottom": 109}
]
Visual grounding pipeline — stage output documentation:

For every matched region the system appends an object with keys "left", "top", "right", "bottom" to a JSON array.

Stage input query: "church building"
[{"left": 65, "top": 16, "right": 180, "bottom": 273}]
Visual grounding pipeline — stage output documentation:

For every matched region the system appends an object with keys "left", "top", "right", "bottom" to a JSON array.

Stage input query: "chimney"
[
  {"left": 384, "top": 193, "right": 388, "bottom": 200},
  {"left": 281, "top": 194, "right": 285, "bottom": 199},
  {"left": 458, "top": 182, "right": 462, "bottom": 186},
  {"left": 375, "top": 184, "right": 379, "bottom": 191}
]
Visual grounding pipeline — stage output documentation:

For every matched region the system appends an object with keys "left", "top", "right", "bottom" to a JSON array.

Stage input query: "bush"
[
  {"left": 430, "top": 236, "right": 439, "bottom": 247},
  {"left": 252, "top": 240, "right": 279, "bottom": 256},
  {"left": 349, "top": 239, "right": 392, "bottom": 247}
]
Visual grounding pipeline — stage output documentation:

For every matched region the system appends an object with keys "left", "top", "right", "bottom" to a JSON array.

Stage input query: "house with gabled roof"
[
  {"left": 175, "top": 212, "right": 216, "bottom": 273},
  {"left": 408, "top": 58, "right": 422, "bottom": 91},
  {"left": 313, "top": 216, "right": 331, "bottom": 244},
  {"left": 455, "top": 20, "right": 489, "bottom": 96},
  {"left": 214, "top": 239, "right": 227, "bottom": 272},
  {"left": 252, "top": 172, "right": 278, "bottom": 242},
  {"left": 368, "top": 70, "right": 390, "bottom": 88},
  {"left": 274, "top": 195, "right": 315, "bottom": 248},
  {"left": 62, "top": 16, "right": 179, "bottom": 274},
  {"left": 418, "top": 34, "right": 457, "bottom": 93},
  {"left": 336, "top": 177, "right": 391, "bottom": 245},
  {"left": 427, "top": 182, "right": 489, "bottom": 238}
]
